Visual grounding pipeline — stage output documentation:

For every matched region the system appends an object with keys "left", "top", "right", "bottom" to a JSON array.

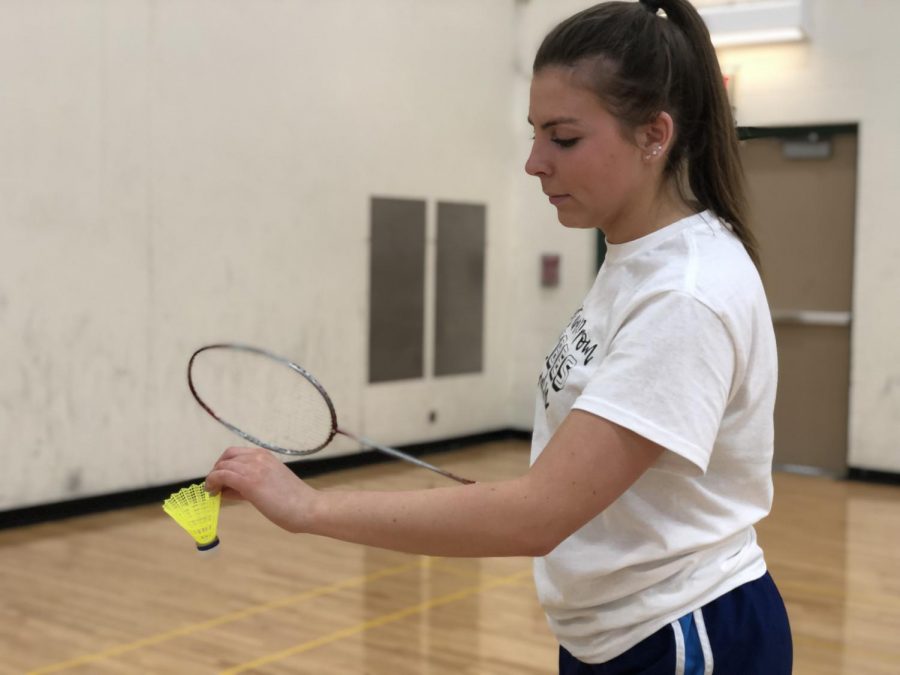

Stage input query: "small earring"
[{"left": 645, "top": 145, "right": 662, "bottom": 160}]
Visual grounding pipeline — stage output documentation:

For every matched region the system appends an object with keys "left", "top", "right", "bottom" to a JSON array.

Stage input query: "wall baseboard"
[
  {"left": 846, "top": 466, "right": 900, "bottom": 486},
  {"left": 0, "top": 429, "right": 532, "bottom": 531},
  {"left": 14, "top": 432, "right": 891, "bottom": 532}
]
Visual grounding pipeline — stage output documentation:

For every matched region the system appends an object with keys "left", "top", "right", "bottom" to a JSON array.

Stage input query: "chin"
[
  {"left": 556, "top": 211, "right": 578, "bottom": 228},
  {"left": 557, "top": 215, "right": 596, "bottom": 230}
]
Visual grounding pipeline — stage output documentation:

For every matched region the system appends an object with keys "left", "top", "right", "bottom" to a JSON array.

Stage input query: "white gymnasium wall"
[
  {"left": 510, "top": 0, "right": 900, "bottom": 473},
  {"left": 3, "top": 0, "right": 898, "bottom": 512},
  {"left": 506, "top": 0, "right": 604, "bottom": 432},
  {"left": 0, "top": 0, "right": 519, "bottom": 509},
  {"left": 711, "top": 0, "right": 900, "bottom": 472}
]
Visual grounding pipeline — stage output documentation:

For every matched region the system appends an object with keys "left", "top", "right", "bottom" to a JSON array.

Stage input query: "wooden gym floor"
[{"left": 1, "top": 439, "right": 899, "bottom": 674}]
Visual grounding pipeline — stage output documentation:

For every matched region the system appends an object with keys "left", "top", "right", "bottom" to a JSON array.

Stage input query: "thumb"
[{"left": 218, "top": 486, "right": 245, "bottom": 501}]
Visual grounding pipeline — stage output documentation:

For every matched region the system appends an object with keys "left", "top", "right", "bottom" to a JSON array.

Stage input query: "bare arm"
[{"left": 205, "top": 410, "right": 663, "bottom": 557}]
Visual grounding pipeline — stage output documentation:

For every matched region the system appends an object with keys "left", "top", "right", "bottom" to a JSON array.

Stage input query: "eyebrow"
[{"left": 526, "top": 116, "right": 580, "bottom": 130}]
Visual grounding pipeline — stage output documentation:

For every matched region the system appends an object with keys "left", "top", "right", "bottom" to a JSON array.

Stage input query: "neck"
[{"left": 603, "top": 180, "right": 694, "bottom": 244}]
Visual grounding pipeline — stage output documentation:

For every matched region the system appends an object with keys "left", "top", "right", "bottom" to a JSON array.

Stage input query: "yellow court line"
[
  {"left": 28, "top": 559, "right": 426, "bottom": 675},
  {"left": 221, "top": 568, "right": 533, "bottom": 674},
  {"left": 429, "top": 559, "right": 538, "bottom": 588}
]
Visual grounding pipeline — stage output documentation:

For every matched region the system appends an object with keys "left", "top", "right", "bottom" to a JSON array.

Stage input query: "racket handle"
[{"left": 340, "top": 431, "right": 475, "bottom": 485}]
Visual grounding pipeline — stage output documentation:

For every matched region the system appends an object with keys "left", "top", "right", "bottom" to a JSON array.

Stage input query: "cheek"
[{"left": 579, "top": 152, "right": 630, "bottom": 201}]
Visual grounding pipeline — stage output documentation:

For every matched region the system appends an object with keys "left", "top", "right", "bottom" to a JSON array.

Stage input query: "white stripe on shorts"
[
  {"left": 671, "top": 609, "right": 714, "bottom": 675},
  {"left": 671, "top": 618, "right": 686, "bottom": 675},
  {"left": 693, "top": 609, "right": 714, "bottom": 675}
]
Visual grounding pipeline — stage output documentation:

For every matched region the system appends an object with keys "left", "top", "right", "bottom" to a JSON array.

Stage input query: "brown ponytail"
[{"left": 534, "top": 0, "right": 761, "bottom": 269}]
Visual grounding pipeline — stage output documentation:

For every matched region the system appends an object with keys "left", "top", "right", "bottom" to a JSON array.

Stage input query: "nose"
[{"left": 525, "top": 142, "right": 551, "bottom": 177}]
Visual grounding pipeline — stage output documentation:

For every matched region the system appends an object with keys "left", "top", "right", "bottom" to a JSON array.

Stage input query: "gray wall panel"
[
  {"left": 369, "top": 197, "right": 426, "bottom": 383},
  {"left": 435, "top": 202, "right": 486, "bottom": 376}
]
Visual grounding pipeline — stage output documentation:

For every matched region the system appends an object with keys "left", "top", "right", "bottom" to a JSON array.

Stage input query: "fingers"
[
  {"left": 218, "top": 486, "right": 244, "bottom": 500},
  {"left": 219, "top": 446, "right": 266, "bottom": 461},
  {"left": 205, "top": 468, "right": 237, "bottom": 496},
  {"left": 208, "top": 448, "right": 266, "bottom": 480},
  {"left": 205, "top": 449, "right": 273, "bottom": 495},
  {"left": 205, "top": 463, "right": 254, "bottom": 496},
  {"left": 205, "top": 445, "right": 311, "bottom": 534},
  {"left": 204, "top": 474, "right": 243, "bottom": 500}
]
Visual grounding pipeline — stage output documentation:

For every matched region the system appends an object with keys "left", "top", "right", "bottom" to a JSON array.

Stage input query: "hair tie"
[{"left": 640, "top": 0, "right": 663, "bottom": 14}]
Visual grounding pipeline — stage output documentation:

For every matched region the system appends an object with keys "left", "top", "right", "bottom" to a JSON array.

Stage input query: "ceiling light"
[{"left": 699, "top": 0, "right": 811, "bottom": 48}]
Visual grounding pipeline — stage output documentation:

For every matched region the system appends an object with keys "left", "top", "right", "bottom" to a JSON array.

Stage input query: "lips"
[{"left": 548, "top": 194, "right": 569, "bottom": 206}]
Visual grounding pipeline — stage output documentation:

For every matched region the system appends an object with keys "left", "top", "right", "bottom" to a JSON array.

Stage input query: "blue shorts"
[{"left": 559, "top": 572, "right": 792, "bottom": 674}]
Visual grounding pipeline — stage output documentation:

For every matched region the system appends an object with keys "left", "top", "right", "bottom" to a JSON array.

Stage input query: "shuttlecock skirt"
[{"left": 162, "top": 483, "right": 222, "bottom": 550}]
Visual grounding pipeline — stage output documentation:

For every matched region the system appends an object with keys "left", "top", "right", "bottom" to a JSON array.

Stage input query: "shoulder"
[
  {"left": 687, "top": 215, "right": 766, "bottom": 318},
  {"left": 642, "top": 212, "right": 765, "bottom": 316},
  {"left": 594, "top": 211, "right": 768, "bottom": 338}
]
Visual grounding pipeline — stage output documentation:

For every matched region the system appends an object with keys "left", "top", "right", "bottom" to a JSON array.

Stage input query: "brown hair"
[{"left": 534, "top": 0, "right": 760, "bottom": 268}]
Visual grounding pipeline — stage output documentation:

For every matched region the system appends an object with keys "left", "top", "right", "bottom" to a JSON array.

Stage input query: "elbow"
[
  {"left": 502, "top": 520, "right": 559, "bottom": 557},
  {"left": 506, "top": 477, "right": 582, "bottom": 557},
  {"left": 509, "top": 487, "right": 576, "bottom": 557},
  {"left": 523, "top": 527, "right": 567, "bottom": 558},
  {"left": 530, "top": 541, "right": 556, "bottom": 558},
  {"left": 526, "top": 507, "right": 587, "bottom": 556}
]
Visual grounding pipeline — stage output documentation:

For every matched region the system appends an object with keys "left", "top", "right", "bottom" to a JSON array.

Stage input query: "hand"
[{"left": 205, "top": 447, "right": 315, "bottom": 533}]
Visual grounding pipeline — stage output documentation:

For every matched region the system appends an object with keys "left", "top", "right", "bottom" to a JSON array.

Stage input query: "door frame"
[{"left": 740, "top": 123, "right": 860, "bottom": 477}]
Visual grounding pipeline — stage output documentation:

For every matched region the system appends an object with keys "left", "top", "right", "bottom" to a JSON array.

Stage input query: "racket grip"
[{"left": 341, "top": 432, "right": 475, "bottom": 484}]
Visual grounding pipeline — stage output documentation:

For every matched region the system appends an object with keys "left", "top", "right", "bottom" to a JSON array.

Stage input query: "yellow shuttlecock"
[{"left": 162, "top": 483, "right": 221, "bottom": 551}]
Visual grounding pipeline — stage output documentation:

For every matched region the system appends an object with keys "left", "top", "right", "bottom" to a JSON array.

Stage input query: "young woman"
[{"left": 205, "top": 1, "right": 793, "bottom": 672}]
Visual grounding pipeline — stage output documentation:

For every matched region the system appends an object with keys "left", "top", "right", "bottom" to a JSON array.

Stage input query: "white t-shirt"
[{"left": 530, "top": 210, "right": 777, "bottom": 664}]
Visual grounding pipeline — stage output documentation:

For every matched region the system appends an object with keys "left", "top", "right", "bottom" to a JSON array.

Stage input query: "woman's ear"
[{"left": 637, "top": 111, "right": 675, "bottom": 161}]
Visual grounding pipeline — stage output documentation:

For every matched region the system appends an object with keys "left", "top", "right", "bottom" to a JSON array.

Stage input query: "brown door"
[{"left": 740, "top": 128, "right": 857, "bottom": 475}]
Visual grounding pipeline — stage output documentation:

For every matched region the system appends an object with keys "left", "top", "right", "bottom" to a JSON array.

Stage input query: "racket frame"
[
  {"left": 187, "top": 343, "right": 338, "bottom": 456},
  {"left": 187, "top": 343, "right": 475, "bottom": 484}
]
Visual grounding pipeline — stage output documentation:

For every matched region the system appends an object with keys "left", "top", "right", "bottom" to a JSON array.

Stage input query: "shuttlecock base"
[{"left": 196, "top": 536, "right": 220, "bottom": 552}]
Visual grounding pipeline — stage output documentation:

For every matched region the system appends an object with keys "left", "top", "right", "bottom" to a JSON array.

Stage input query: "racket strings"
[
  {"left": 190, "top": 347, "right": 336, "bottom": 453},
  {"left": 189, "top": 343, "right": 474, "bottom": 483}
]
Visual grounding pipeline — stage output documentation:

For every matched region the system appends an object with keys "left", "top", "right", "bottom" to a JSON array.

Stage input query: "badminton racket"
[{"left": 188, "top": 343, "right": 474, "bottom": 484}]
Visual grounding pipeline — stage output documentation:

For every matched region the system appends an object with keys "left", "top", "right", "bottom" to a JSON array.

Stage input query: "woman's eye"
[{"left": 553, "top": 137, "right": 579, "bottom": 148}]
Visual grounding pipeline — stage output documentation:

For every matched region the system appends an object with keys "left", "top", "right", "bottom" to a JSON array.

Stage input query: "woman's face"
[{"left": 526, "top": 67, "right": 647, "bottom": 233}]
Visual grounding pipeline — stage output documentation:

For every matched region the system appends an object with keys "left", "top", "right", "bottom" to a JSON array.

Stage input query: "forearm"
[
  {"left": 206, "top": 414, "right": 662, "bottom": 557},
  {"left": 303, "top": 477, "right": 554, "bottom": 558}
]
